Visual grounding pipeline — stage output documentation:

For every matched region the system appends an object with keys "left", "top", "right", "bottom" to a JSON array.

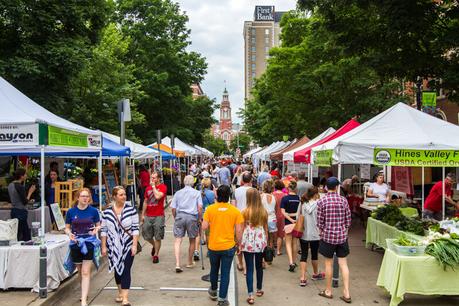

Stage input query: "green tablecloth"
[
  {"left": 377, "top": 249, "right": 459, "bottom": 306},
  {"left": 366, "top": 217, "right": 423, "bottom": 248}
]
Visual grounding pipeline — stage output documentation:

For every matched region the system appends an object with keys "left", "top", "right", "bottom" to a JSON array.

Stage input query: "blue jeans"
[
  {"left": 243, "top": 252, "right": 263, "bottom": 295},
  {"left": 208, "top": 247, "right": 236, "bottom": 301}
]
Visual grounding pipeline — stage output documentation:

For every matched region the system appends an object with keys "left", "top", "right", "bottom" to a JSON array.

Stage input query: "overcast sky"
[{"left": 175, "top": 0, "right": 297, "bottom": 124}]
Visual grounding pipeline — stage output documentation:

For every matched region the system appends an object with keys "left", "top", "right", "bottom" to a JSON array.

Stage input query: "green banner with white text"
[
  {"left": 313, "top": 149, "right": 333, "bottom": 167},
  {"left": 374, "top": 148, "right": 459, "bottom": 167}
]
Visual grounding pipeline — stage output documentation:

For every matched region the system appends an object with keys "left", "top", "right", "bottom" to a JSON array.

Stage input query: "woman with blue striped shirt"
[{"left": 101, "top": 186, "right": 139, "bottom": 306}]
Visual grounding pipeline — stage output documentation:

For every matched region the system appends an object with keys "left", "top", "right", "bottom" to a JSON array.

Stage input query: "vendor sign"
[
  {"left": 313, "top": 149, "right": 333, "bottom": 166},
  {"left": 48, "top": 125, "right": 101, "bottom": 148},
  {"left": 0, "top": 124, "right": 39, "bottom": 146},
  {"left": 374, "top": 148, "right": 459, "bottom": 167}
]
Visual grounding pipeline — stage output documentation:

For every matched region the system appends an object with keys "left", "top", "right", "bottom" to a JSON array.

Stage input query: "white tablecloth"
[{"left": 0, "top": 234, "right": 70, "bottom": 291}]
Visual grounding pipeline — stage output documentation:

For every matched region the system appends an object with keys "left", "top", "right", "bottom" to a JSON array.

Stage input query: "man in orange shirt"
[{"left": 202, "top": 185, "right": 244, "bottom": 306}]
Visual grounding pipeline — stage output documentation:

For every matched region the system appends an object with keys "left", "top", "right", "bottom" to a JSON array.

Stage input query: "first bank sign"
[{"left": 255, "top": 6, "right": 274, "bottom": 21}]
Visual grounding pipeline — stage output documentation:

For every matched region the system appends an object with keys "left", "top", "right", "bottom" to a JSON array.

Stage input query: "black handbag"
[
  {"left": 112, "top": 208, "right": 142, "bottom": 254},
  {"left": 263, "top": 246, "right": 275, "bottom": 263}
]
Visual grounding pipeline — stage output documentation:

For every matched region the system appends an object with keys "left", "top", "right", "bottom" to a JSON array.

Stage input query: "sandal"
[
  {"left": 246, "top": 296, "right": 255, "bottom": 304},
  {"left": 299, "top": 279, "right": 307, "bottom": 287},
  {"left": 340, "top": 296, "right": 352, "bottom": 304},
  {"left": 115, "top": 296, "right": 123, "bottom": 303},
  {"left": 175, "top": 267, "right": 183, "bottom": 273},
  {"left": 318, "top": 290, "right": 333, "bottom": 299},
  {"left": 256, "top": 290, "right": 264, "bottom": 297},
  {"left": 121, "top": 302, "right": 131, "bottom": 306}
]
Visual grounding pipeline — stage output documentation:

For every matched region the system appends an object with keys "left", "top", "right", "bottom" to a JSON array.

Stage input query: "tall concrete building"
[{"left": 243, "top": 6, "right": 285, "bottom": 102}]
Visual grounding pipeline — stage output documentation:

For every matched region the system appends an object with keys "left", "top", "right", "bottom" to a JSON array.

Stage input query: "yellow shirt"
[{"left": 204, "top": 201, "right": 244, "bottom": 251}]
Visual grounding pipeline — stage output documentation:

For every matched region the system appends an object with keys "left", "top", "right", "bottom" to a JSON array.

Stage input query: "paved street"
[{"left": 2, "top": 208, "right": 453, "bottom": 306}]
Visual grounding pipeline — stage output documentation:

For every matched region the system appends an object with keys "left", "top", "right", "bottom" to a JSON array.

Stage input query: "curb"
[{"left": 37, "top": 257, "right": 108, "bottom": 306}]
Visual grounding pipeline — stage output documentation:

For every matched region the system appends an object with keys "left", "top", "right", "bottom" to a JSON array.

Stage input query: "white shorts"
[{"left": 268, "top": 220, "right": 278, "bottom": 233}]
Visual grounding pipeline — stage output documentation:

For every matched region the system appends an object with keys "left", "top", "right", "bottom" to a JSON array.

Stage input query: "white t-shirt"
[
  {"left": 369, "top": 183, "right": 389, "bottom": 201},
  {"left": 261, "top": 193, "right": 276, "bottom": 222},
  {"left": 234, "top": 186, "right": 251, "bottom": 211}
]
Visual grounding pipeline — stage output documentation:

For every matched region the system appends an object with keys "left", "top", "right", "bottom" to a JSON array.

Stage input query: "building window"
[
  {"left": 251, "top": 37, "right": 256, "bottom": 43},
  {"left": 265, "top": 37, "right": 269, "bottom": 44},
  {"left": 265, "top": 29, "right": 270, "bottom": 35},
  {"left": 252, "top": 72, "right": 256, "bottom": 78},
  {"left": 251, "top": 63, "right": 256, "bottom": 70},
  {"left": 251, "top": 55, "right": 256, "bottom": 61},
  {"left": 251, "top": 46, "right": 256, "bottom": 52},
  {"left": 265, "top": 46, "right": 270, "bottom": 53},
  {"left": 252, "top": 28, "right": 256, "bottom": 35}
]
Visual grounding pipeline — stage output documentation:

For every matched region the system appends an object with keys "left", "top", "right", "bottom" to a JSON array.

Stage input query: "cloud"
[{"left": 175, "top": 0, "right": 297, "bottom": 124}]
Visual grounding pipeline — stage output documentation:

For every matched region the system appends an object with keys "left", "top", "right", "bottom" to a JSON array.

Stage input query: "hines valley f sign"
[
  {"left": 254, "top": 6, "right": 274, "bottom": 21},
  {"left": 0, "top": 124, "right": 39, "bottom": 146}
]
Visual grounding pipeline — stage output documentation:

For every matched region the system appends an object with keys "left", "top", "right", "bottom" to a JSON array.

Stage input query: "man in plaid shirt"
[{"left": 317, "top": 177, "right": 352, "bottom": 303}]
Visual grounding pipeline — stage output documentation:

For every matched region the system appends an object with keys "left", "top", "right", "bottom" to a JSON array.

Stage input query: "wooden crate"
[{"left": 54, "top": 179, "right": 84, "bottom": 215}]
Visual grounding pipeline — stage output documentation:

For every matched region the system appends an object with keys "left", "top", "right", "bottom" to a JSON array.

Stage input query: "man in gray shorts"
[{"left": 171, "top": 175, "right": 203, "bottom": 272}]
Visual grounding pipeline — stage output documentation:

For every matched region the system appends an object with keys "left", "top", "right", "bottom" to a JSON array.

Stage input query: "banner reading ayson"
[{"left": 374, "top": 148, "right": 459, "bottom": 167}]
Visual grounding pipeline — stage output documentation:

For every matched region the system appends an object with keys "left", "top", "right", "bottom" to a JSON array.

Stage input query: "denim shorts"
[{"left": 267, "top": 220, "right": 278, "bottom": 233}]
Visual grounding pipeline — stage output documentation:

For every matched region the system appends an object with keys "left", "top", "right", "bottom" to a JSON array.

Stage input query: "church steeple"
[{"left": 219, "top": 84, "right": 233, "bottom": 145}]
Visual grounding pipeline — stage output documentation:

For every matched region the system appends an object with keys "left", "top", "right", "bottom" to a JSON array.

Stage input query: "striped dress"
[{"left": 100, "top": 203, "right": 139, "bottom": 275}]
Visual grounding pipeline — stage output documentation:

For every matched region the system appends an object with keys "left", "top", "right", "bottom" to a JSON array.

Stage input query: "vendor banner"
[
  {"left": 313, "top": 150, "right": 333, "bottom": 166},
  {"left": 48, "top": 125, "right": 101, "bottom": 148},
  {"left": 0, "top": 123, "right": 39, "bottom": 146},
  {"left": 374, "top": 148, "right": 459, "bottom": 167}
]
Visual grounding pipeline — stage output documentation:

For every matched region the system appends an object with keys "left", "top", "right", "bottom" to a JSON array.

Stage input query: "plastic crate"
[{"left": 386, "top": 238, "right": 426, "bottom": 256}]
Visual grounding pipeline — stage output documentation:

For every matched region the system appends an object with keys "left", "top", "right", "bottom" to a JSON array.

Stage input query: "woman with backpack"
[
  {"left": 297, "top": 186, "right": 324, "bottom": 287},
  {"left": 240, "top": 188, "right": 268, "bottom": 305}
]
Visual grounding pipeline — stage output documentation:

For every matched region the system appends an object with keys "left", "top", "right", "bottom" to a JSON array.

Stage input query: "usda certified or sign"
[
  {"left": 0, "top": 124, "right": 39, "bottom": 146},
  {"left": 314, "top": 150, "right": 333, "bottom": 166},
  {"left": 374, "top": 148, "right": 459, "bottom": 167}
]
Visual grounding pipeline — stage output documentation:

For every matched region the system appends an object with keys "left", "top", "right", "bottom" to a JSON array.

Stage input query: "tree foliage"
[
  {"left": 229, "top": 133, "right": 252, "bottom": 154},
  {"left": 0, "top": 0, "right": 214, "bottom": 146},
  {"left": 202, "top": 132, "right": 227, "bottom": 156},
  {"left": 297, "top": 0, "right": 459, "bottom": 100},
  {"left": 243, "top": 11, "right": 403, "bottom": 145}
]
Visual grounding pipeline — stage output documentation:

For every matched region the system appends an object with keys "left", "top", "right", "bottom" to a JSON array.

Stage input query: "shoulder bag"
[
  {"left": 291, "top": 203, "right": 304, "bottom": 239},
  {"left": 111, "top": 207, "right": 142, "bottom": 254}
]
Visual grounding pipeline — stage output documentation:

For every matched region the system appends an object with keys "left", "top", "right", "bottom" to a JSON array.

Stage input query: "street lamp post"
[{"left": 416, "top": 76, "right": 422, "bottom": 110}]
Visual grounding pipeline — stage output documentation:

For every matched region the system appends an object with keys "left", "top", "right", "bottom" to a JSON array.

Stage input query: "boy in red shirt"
[
  {"left": 423, "top": 173, "right": 459, "bottom": 220},
  {"left": 141, "top": 171, "right": 167, "bottom": 263}
]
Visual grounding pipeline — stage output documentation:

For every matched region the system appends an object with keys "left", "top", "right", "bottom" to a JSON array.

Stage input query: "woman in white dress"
[{"left": 367, "top": 172, "right": 390, "bottom": 203}]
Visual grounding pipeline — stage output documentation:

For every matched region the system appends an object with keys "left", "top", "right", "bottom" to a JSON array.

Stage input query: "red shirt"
[
  {"left": 270, "top": 170, "right": 280, "bottom": 178},
  {"left": 424, "top": 180, "right": 452, "bottom": 213},
  {"left": 139, "top": 170, "right": 150, "bottom": 188},
  {"left": 144, "top": 183, "right": 167, "bottom": 217}
]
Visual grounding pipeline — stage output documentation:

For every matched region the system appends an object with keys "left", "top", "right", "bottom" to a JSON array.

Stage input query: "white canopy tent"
[
  {"left": 311, "top": 102, "right": 459, "bottom": 165},
  {"left": 282, "top": 127, "right": 336, "bottom": 162},
  {"left": 194, "top": 145, "right": 214, "bottom": 157},
  {"left": 252, "top": 142, "right": 280, "bottom": 163},
  {"left": 311, "top": 102, "right": 459, "bottom": 220},
  {"left": 149, "top": 136, "right": 199, "bottom": 156},
  {"left": 260, "top": 141, "right": 291, "bottom": 161},
  {"left": 243, "top": 147, "right": 263, "bottom": 159},
  {"left": 103, "top": 132, "right": 158, "bottom": 159}
]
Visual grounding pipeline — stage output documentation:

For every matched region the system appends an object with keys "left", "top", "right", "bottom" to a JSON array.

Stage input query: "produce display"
[
  {"left": 371, "top": 205, "right": 404, "bottom": 226},
  {"left": 394, "top": 236, "right": 421, "bottom": 247},
  {"left": 424, "top": 219, "right": 459, "bottom": 270},
  {"left": 371, "top": 205, "right": 426, "bottom": 236}
]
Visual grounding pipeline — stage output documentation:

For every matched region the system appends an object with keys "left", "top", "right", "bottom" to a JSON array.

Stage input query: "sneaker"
[
  {"left": 152, "top": 256, "right": 159, "bottom": 264},
  {"left": 312, "top": 272, "right": 325, "bottom": 280},
  {"left": 208, "top": 287, "right": 218, "bottom": 301},
  {"left": 193, "top": 250, "right": 200, "bottom": 261},
  {"left": 217, "top": 300, "right": 230, "bottom": 306},
  {"left": 288, "top": 264, "right": 296, "bottom": 272}
]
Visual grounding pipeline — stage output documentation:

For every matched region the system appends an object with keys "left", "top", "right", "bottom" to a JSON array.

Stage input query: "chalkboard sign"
[{"left": 103, "top": 166, "right": 119, "bottom": 204}]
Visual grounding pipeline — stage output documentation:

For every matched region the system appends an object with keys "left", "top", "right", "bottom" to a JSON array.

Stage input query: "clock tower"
[{"left": 219, "top": 87, "right": 233, "bottom": 145}]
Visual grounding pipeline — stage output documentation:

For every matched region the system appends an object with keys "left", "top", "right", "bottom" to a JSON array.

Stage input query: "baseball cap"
[{"left": 326, "top": 177, "right": 340, "bottom": 189}]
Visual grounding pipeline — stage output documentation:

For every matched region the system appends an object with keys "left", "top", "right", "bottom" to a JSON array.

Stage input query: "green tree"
[
  {"left": 202, "top": 132, "right": 227, "bottom": 156},
  {"left": 229, "top": 133, "right": 252, "bottom": 154},
  {"left": 0, "top": 0, "right": 112, "bottom": 114},
  {"left": 116, "top": 0, "right": 208, "bottom": 144},
  {"left": 69, "top": 23, "right": 145, "bottom": 141},
  {"left": 297, "top": 0, "right": 459, "bottom": 101}
]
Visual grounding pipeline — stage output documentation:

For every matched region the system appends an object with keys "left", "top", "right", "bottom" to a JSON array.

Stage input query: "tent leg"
[
  {"left": 307, "top": 164, "right": 311, "bottom": 184},
  {"left": 421, "top": 166, "right": 424, "bottom": 216},
  {"left": 39, "top": 146, "right": 47, "bottom": 298},
  {"left": 442, "top": 167, "right": 445, "bottom": 220},
  {"left": 98, "top": 151, "right": 103, "bottom": 211},
  {"left": 337, "top": 164, "right": 342, "bottom": 194},
  {"left": 131, "top": 159, "right": 137, "bottom": 207}
]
